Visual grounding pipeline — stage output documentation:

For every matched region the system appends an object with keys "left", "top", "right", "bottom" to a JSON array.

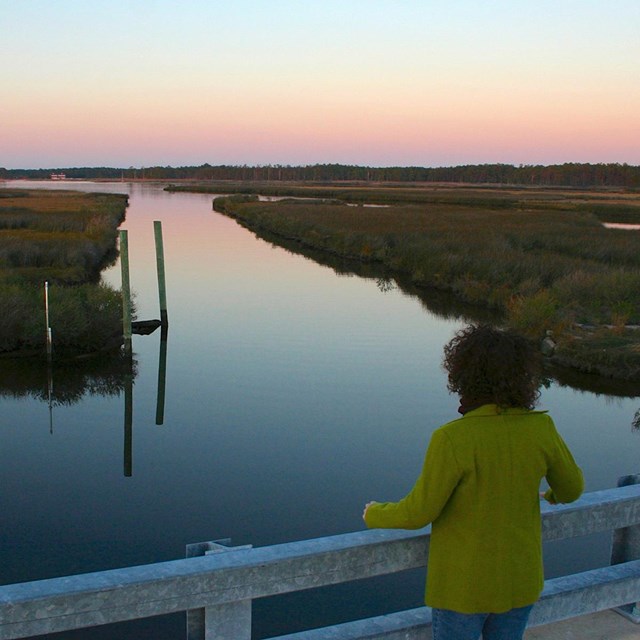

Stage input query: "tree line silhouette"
[{"left": 2, "top": 162, "right": 639, "bottom": 188}]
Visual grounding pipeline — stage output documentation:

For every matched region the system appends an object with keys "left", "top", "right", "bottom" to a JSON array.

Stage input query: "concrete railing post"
[
  {"left": 612, "top": 473, "right": 640, "bottom": 623},
  {"left": 186, "top": 539, "right": 253, "bottom": 640}
]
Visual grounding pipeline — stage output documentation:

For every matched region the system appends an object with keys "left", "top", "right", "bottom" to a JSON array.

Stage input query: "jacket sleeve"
[
  {"left": 544, "top": 424, "right": 584, "bottom": 505},
  {"left": 365, "top": 428, "right": 462, "bottom": 530}
]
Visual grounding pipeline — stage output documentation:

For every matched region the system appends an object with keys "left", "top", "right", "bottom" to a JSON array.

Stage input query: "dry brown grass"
[{"left": 0, "top": 189, "right": 103, "bottom": 213}]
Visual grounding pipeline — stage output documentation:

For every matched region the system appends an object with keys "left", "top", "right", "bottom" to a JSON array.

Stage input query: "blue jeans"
[{"left": 431, "top": 605, "right": 534, "bottom": 640}]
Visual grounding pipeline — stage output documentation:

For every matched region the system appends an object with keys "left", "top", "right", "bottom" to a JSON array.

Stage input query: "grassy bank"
[
  {"left": 0, "top": 189, "right": 128, "bottom": 357},
  {"left": 211, "top": 188, "right": 640, "bottom": 381},
  {"left": 168, "top": 181, "right": 640, "bottom": 219},
  {"left": 0, "top": 189, "right": 127, "bottom": 284}
]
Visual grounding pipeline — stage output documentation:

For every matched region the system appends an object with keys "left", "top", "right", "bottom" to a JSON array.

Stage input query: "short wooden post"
[
  {"left": 186, "top": 539, "right": 253, "bottom": 640},
  {"left": 119, "top": 230, "right": 132, "bottom": 356},
  {"left": 154, "top": 221, "right": 168, "bottom": 328},
  {"left": 611, "top": 473, "right": 640, "bottom": 622}
]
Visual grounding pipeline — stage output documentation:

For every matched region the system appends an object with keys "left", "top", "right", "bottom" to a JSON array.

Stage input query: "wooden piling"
[
  {"left": 154, "top": 221, "right": 168, "bottom": 327},
  {"left": 119, "top": 230, "right": 132, "bottom": 356}
]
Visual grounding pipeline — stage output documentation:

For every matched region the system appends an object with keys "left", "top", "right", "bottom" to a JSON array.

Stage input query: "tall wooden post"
[
  {"left": 119, "top": 230, "right": 132, "bottom": 356},
  {"left": 154, "top": 221, "right": 168, "bottom": 327}
]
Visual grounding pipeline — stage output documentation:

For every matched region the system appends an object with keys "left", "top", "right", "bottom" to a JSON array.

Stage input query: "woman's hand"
[
  {"left": 363, "top": 501, "right": 379, "bottom": 521},
  {"left": 540, "top": 490, "right": 557, "bottom": 504}
]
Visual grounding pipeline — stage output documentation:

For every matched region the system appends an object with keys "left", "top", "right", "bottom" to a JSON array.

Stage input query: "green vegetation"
[
  {"left": 0, "top": 189, "right": 128, "bottom": 357},
  {"left": 211, "top": 187, "right": 640, "bottom": 381}
]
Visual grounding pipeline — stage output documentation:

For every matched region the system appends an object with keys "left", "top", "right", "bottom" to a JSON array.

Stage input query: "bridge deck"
[{"left": 526, "top": 610, "right": 640, "bottom": 639}]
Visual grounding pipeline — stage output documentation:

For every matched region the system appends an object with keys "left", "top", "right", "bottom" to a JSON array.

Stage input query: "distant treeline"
[{"left": 2, "top": 162, "right": 640, "bottom": 188}]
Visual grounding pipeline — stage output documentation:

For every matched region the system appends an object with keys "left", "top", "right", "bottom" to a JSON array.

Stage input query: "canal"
[{"left": 1, "top": 181, "right": 639, "bottom": 639}]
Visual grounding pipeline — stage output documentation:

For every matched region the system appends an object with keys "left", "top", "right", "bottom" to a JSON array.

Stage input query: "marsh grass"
[
  {"left": 0, "top": 189, "right": 128, "bottom": 356},
  {"left": 0, "top": 190, "right": 126, "bottom": 284},
  {"left": 174, "top": 181, "right": 640, "bottom": 219},
  {"left": 552, "top": 327, "right": 640, "bottom": 381},
  {"left": 0, "top": 282, "right": 125, "bottom": 355},
  {"left": 214, "top": 191, "right": 640, "bottom": 379}
]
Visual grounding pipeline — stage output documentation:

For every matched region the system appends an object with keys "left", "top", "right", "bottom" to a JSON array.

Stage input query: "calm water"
[{"left": 1, "top": 181, "right": 639, "bottom": 639}]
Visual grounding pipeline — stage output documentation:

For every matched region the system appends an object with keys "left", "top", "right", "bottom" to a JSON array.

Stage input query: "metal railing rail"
[{"left": 2, "top": 482, "right": 640, "bottom": 640}]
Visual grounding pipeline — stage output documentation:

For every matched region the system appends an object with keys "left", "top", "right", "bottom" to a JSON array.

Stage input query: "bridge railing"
[{"left": 2, "top": 479, "right": 640, "bottom": 639}]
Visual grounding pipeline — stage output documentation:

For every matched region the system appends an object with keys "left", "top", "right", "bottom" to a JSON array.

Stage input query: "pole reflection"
[
  {"left": 156, "top": 325, "right": 168, "bottom": 426},
  {"left": 123, "top": 356, "right": 133, "bottom": 477}
]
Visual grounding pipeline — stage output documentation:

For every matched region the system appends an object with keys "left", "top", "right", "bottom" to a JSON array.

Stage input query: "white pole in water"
[
  {"left": 44, "top": 281, "right": 54, "bottom": 432},
  {"left": 44, "top": 281, "right": 52, "bottom": 359}
]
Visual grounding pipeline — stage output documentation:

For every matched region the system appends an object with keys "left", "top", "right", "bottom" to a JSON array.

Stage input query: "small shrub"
[
  {"left": 506, "top": 290, "right": 563, "bottom": 338},
  {"left": 49, "top": 284, "right": 125, "bottom": 353}
]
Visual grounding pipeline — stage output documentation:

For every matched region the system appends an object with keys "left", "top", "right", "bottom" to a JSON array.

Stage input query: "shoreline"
[{"left": 207, "top": 189, "right": 640, "bottom": 383}]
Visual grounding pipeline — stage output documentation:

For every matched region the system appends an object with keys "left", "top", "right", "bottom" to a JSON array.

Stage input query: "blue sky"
[{"left": 2, "top": 1, "right": 639, "bottom": 168}]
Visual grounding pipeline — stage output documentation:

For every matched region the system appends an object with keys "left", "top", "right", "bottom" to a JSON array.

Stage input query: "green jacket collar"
[{"left": 461, "top": 404, "right": 546, "bottom": 418}]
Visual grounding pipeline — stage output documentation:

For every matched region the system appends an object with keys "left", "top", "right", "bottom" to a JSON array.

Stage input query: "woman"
[{"left": 363, "top": 324, "right": 583, "bottom": 640}]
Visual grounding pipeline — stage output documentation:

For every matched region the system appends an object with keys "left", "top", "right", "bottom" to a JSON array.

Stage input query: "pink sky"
[{"left": 2, "top": 1, "right": 639, "bottom": 169}]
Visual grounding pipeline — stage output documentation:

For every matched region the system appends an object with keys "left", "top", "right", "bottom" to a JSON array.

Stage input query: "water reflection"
[
  {"left": 0, "top": 327, "right": 170, "bottom": 477},
  {"left": 549, "top": 362, "right": 640, "bottom": 399},
  {"left": 243, "top": 222, "right": 501, "bottom": 325},
  {"left": 376, "top": 277, "right": 396, "bottom": 293},
  {"left": 124, "top": 363, "right": 133, "bottom": 477},
  {"left": 229, "top": 219, "right": 639, "bottom": 399},
  {"left": 0, "top": 352, "right": 138, "bottom": 405},
  {"left": 156, "top": 325, "right": 168, "bottom": 425}
]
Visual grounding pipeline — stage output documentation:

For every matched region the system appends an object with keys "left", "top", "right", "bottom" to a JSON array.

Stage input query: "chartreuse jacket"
[{"left": 364, "top": 405, "right": 584, "bottom": 614}]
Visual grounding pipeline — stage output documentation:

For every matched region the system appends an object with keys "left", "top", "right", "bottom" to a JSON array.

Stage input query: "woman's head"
[{"left": 443, "top": 324, "right": 542, "bottom": 410}]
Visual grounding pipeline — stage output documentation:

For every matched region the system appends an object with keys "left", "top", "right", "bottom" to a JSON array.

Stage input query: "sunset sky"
[{"left": 2, "top": 1, "right": 639, "bottom": 169}]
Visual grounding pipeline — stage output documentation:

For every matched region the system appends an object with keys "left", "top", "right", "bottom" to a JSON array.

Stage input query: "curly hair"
[{"left": 443, "top": 324, "right": 542, "bottom": 410}]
